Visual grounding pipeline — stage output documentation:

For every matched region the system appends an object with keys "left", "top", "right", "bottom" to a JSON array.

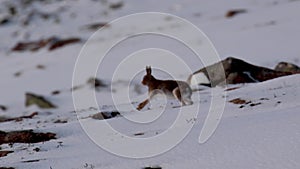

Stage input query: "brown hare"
[{"left": 137, "top": 66, "right": 193, "bottom": 111}]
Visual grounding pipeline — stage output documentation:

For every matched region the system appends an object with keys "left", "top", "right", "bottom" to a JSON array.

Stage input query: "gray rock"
[{"left": 25, "top": 92, "right": 56, "bottom": 109}]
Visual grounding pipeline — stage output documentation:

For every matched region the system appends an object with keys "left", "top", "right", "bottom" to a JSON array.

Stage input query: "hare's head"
[{"left": 142, "top": 66, "right": 154, "bottom": 85}]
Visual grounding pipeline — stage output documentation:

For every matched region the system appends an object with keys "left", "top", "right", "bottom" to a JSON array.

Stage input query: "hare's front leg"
[
  {"left": 136, "top": 90, "right": 160, "bottom": 111},
  {"left": 137, "top": 99, "right": 149, "bottom": 111}
]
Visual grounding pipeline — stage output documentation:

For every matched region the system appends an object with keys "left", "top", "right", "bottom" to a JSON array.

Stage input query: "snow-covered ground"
[{"left": 1, "top": 0, "right": 300, "bottom": 168}]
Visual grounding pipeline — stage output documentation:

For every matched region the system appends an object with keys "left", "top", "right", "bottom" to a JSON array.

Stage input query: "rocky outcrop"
[
  {"left": 0, "top": 130, "right": 56, "bottom": 145},
  {"left": 188, "top": 57, "right": 297, "bottom": 87},
  {"left": 274, "top": 62, "right": 300, "bottom": 73}
]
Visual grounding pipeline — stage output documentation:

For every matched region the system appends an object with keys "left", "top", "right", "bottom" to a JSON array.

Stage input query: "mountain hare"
[{"left": 137, "top": 66, "right": 193, "bottom": 110}]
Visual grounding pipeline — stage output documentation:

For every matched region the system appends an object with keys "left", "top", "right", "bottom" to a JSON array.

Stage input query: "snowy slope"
[{"left": 0, "top": 0, "right": 300, "bottom": 168}]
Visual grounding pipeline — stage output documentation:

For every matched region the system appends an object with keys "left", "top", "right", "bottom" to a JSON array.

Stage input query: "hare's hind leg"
[
  {"left": 183, "top": 97, "right": 193, "bottom": 105},
  {"left": 173, "top": 87, "right": 193, "bottom": 106},
  {"left": 173, "top": 87, "right": 186, "bottom": 106}
]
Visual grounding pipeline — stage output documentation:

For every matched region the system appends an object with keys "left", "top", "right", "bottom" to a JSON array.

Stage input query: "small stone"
[
  {"left": 0, "top": 105, "right": 7, "bottom": 111},
  {"left": 226, "top": 9, "right": 247, "bottom": 18},
  {"left": 109, "top": 2, "right": 123, "bottom": 10},
  {"left": 87, "top": 77, "right": 107, "bottom": 90},
  {"left": 274, "top": 62, "right": 300, "bottom": 73}
]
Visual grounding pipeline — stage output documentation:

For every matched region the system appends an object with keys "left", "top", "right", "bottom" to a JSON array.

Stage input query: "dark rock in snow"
[
  {"left": 48, "top": 37, "right": 81, "bottom": 51},
  {"left": 0, "top": 112, "right": 38, "bottom": 123},
  {"left": 226, "top": 9, "right": 247, "bottom": 18},
  {"left": 0, "top": 130, "right": 56, "bottom": 145},
  {"left": 274, "top": 62, "right": 300, "bottom": 73},
  {"left": 229, "top": 98, "right": 248, "bottom": 105},
  {"left": 53, "top": 119, "right": 68, "bottom": 123},
  {"left": 0, "top": 151, "right": 13, "bottom": 158},
  {"left": 109, "top": 2, "right": 124, "bottom": 10},
  {"left": 143, "top": 166, "right": 162, "bottom": 169},
  {"left": 91, "top": 111, "right": 120, "bottom": 120},
  {"left": 82, "top": 22, "right": 109, "bottom": 31},
  {"left": 188, "top": 57, "right": 294, "bottom": 87},
  {"left": 12, "top": 38, "right": 50, "bottom": 52},
  {"left": 87, "top": 77, "right": 107, "bottom": 90},
  {"left": 11, "top": 36, "right": 81, "bottom": 52},
  {"left": 51, "top": 90, "right": 61, "bottom": 95},
  {"left": 0, "top": 17, "right": 11, "bottom": 26},
  {"left": 25, "top": 92, "right": 56, "bottom": 109},
  {"left": 0, "top": 105, "right": 7, "bottom": 111}
]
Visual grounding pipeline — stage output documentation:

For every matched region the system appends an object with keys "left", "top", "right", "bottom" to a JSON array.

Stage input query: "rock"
[
  {"left": 188, "top": 57, "right": 293, "bottom": 87},
  {"left": 0, "top": 105, "right": 7, "bottom": 111},
  {"left": 48, "top": 37, "right": 81, "bottom": 51},
  {"left": 14, "top": 71, "right": 22, "bottom": 77},
  {"left": 91, "top": 111, "right": 120, "bottom": 120},
  {"left": 53, "top": 119, "right": 68, "bottom": 123},
  {"left": 51, "top": 90, "right": 61, "bottom": 95},
  {"left": 0, "top": 151, "right": 13, "bottom": 158},
  {"left": 0, "top": 112, "right": 38, "bottom": 123},
  {"left": 225, "top": 9, "right": 247, "bottom": 18},
  {"left": 143, "top": 166, "right": 162, "bottom": 169},
  {"left": 82, "top": 22, "right": 109, "bottom": 31},
  {"left": 25, "top": 93, "right": 56, "bottom": 109},
  {"left": 36, "top": 64, "right": 46, "bottom": 70},
  {"left": 0, "top": 130, "right": 56, "bottom": 145},
  {"left": 274, "top": 62, "right": 300, "bottom": 73},
  {"left": 12, "top": 38, "right": 50, "bottom": 52},
  {"left": 229, "top": 98, "right": 248, "bottom": 105},
  {"left": 87, "top": 77, "right": 107, "bottom": 91},
  {"left": 249, "top": 102, "right": 262, "bottom": 107},
  {"left": 0, "top": 17, "right": 11, "bottom": 26},
  {"left": 109, "top": 2, "right": 123, "bottom": 10},
  {"left": 22, "top": 159, "right": 44, "bottom": 163},
  {"left": 134, "top": 132, "right": 144, "bottom": 136},
  {"left": 11, "top": 36, "right": 81, "bottom": 52}
]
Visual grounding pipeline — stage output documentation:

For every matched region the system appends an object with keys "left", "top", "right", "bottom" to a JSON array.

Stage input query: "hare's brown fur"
[{"left": 137, "top": 66, "right": 193, "bottom": 110}]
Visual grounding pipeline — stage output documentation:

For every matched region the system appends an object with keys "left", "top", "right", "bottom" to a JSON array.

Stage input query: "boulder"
[
  {"left": 188, "top": 57, "right": 294, "bottom": 87},
  {"left": 25, "top": 92, "right": 56, "bottom": 109}
]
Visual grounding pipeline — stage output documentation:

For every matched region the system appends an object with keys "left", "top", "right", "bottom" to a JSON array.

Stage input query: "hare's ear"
[{"left": 146, "top": 66, "right": 152, "bottom": 75}]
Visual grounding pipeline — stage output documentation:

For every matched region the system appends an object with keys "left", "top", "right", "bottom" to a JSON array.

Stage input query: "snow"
[{"left": 0, "top": 0, "right": 300, "bottom": 168}]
